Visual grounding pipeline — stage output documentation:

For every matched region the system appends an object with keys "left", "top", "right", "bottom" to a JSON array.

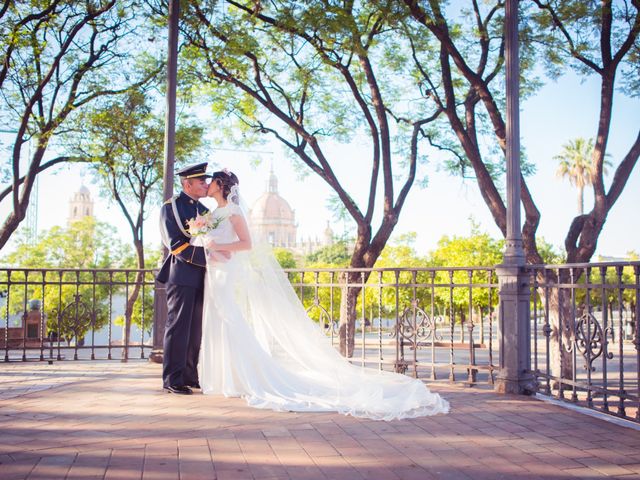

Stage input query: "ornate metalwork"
[
  {"left": 306, "top": 302, "right": 337, "bottom": 337},
  {"left": 392, "top": 302, "right": 444, "bottom": 375},
  {"left": 50, "top": 294, "right": 93, "bottom": 346},
  {"left": 392, "top": 303, "right": 442, "bottom": 347},
  {"left": 575, "top": 311, "right": 613, "bottom": 371}
]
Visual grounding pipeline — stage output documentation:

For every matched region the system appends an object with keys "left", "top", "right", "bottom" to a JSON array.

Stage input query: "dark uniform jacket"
[{"left": 157, "top": 191, "right": 209, "bottom": 289}]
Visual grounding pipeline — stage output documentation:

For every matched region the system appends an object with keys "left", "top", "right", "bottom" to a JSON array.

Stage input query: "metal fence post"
[{"left": 149, "top": 278, "right": 167, "bottom": 363}]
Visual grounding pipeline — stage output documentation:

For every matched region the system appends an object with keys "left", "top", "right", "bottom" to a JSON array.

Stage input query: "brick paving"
[{"left": 1, "top": 361, "right": 639, "bottom": 480}]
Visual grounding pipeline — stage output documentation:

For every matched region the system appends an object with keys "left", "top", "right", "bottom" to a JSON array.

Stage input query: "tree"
[
  {"left": 401, "top": 0, "right": 639, "bottom": 264},
  {"left": 428, "top": 227, "right": 504, "bottom": 338},
  {"left": 273, "top": 248, "right": 297, "bottom": 269},
  {"left": 176, "top": 0, "right": 440, "bottom": 356},
  {"left": 369, "top": 233, "right": 431, "bottom": 323},
  {"left": 555, "top": 138, "right": 611, "bottom": 215},
  {"left": 69, "top": 88, "right": 204, "bottom": 358},
  {"left": 1, "top": 217, "right": 130, "bottom": 344},
  {"left": 0, "top": 1, "right": 159, "bottom": 249},
  {"left": 399, "top": 0, "right": 639, "bottom": 380},
  {"left": 305, "top": 241, "right": 351, "bottom": 266}
]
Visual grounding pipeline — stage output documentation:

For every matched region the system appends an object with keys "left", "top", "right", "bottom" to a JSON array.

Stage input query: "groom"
[{"left": 157, "top": 162, "right": 212, "bottom": 395}]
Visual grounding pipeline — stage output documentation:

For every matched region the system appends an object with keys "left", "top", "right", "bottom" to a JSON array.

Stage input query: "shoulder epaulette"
[{"left": 163, "top": 194, "right": 180, "bottom": 205}]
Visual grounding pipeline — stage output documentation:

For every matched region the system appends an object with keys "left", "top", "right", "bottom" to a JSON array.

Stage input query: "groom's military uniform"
[{"left": 157, "top": 163, "right": 210, "bottom": 392}]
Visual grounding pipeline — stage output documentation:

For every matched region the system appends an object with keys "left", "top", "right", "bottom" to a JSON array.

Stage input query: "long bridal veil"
[{"left": 198, "top": 195, "right": 449, "bottom": 420}]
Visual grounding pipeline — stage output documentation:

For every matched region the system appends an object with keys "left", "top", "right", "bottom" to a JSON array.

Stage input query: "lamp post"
[
  {"left": 495, "top": 0, "right": 536, "bottom": 394},
  {"left": 150, "top": 0, "right": 180, "bottom": 363}
]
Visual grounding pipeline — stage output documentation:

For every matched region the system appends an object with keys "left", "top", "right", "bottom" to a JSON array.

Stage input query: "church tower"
[{"left": 67, "top": 185, "right": 94, "bottom": 225}]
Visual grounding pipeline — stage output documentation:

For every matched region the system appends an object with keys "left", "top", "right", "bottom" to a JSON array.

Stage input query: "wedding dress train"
[{"left": 197, "top": 203, "right": 449, "bottom": 420}]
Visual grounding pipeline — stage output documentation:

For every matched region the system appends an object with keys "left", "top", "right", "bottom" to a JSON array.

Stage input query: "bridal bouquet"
[
  {"left": 187, "top": 212, "right": 228, "bottom": 263},
  {"left": 186, "top": 211, "right": 224, "bottom": 237}
]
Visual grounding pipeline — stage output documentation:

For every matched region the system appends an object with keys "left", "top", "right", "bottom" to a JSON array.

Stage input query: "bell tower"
[{"left": 68, "top": 185, "right": 94, "bottom": 225}]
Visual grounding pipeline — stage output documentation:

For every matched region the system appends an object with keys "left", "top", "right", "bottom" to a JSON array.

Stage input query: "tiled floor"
[{"left": 1, "top": 361, "right": 639, "bottom": 479}]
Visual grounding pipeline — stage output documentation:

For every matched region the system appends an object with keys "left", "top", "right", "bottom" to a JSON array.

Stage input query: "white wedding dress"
[{"left": 197, "top": 203, "right": 449, "bottom": 420}]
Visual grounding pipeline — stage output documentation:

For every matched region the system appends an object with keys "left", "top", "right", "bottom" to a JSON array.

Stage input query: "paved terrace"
[{"left": 1, "top": 361, "right": 639, "bottom": 480}]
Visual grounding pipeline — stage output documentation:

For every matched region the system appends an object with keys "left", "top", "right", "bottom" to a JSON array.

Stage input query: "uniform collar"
[{"left": 179, "top": 191, "right": 199, "bottom": 205}]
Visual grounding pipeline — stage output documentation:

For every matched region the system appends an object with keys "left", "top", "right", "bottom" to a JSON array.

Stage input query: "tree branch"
[{"left": 0, "top": 156, "right": 86, "bottom": 204}]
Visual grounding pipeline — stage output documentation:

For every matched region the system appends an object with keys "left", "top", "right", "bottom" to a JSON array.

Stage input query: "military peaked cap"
[{"left": 176, "top": 162, "right": 212, "bottom": 179}]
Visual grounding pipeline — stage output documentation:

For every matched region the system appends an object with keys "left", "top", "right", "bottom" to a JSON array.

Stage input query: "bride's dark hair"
[{"left": 211, "top": 170, "right": 239, "bottom": 200}]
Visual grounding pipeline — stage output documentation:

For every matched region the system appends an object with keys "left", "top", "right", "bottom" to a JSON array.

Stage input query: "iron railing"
[
  {"left": 0, "top": 268, "right": 156, "bottom": 361},
  {"left": 2, "top": 262, "right": 638, "bottom": 424},
  {"left": 527, "top": 262, "right": 639, "bottom": 423},
  {"left": 285, "top": 266, "right": 499, "bottom": 386}
]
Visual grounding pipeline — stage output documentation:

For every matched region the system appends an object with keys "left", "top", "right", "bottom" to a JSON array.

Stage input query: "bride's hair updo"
[{"left": 212, "top": 169, "right": 239, "bottom": 200}]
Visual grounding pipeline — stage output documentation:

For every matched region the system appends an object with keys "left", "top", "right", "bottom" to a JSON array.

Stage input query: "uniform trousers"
[{"left": 162, "top": 283, "right": 204, "bottom": 388}]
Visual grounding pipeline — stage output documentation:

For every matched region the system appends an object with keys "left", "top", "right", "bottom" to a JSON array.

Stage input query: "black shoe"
[
  {"left": 187, "top": 382, "right": 201, "bottom": 389},
  {"left": 164, "top": 385, "right": 193, "bottom": 395}
]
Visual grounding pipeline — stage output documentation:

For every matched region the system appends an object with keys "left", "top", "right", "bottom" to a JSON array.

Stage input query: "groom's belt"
[
  {"left": 169, "top": 242, "right": 205, "bottom": 267},
  {"left": 171, "top": 243, "right": 190, "bottom": 255}
]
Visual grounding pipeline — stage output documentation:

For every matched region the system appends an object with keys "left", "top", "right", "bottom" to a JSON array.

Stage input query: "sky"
[{"left": 1, "top": 68, "right": 639, "bottom": 261}]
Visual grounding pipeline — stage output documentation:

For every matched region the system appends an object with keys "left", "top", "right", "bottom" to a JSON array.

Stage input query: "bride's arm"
[{"left": 208, "top": 214, "right": 252, "bottom": 252}]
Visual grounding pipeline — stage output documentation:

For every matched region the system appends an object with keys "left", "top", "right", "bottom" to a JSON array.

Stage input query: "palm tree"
[{"left": 554, "top": 138, "right": 611, "bottom": 215}]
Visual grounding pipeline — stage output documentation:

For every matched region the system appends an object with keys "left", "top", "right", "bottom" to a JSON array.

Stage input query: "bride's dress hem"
[
  {"left": 202, "top": 385, "right": 450, "bottom": 421},
  {"left": 197, "top": 203, "right": 450, "bottom": 421}
]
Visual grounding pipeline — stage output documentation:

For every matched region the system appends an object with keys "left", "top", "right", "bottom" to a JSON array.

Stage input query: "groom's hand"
[{"left": 218, "top": 250, "right": 232, "bottom": 259}]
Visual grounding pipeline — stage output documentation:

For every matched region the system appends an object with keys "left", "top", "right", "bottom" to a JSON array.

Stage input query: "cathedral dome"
[
  {"left": 249, "top": 168, "right": 295, "bottom": 225},
  {"left": 250, "top": 192, "right": 295, "bottom": 223},
  {"left": 248, "top": 168, "right": 297, "bottom": 248}
]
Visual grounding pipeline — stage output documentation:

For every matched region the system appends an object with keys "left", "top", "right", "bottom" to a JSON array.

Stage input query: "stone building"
[
  {"left": 67, "top": 185, "right": 94, "bottom": 225},
  {"left": 249, "top": 168, "right": 334, "bottom": 254}
]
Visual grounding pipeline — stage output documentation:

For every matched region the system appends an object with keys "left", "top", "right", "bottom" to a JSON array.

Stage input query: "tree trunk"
[
  {"left": 0, "top": 212, "right": 26, "bottom": 251},
  {"left": 0, "top": 143, "right": 46, "bottom": 250},
  {"left": 537, "top": 270, "right": 575, "bottom": 384},
  {"left": 337, "top": 220, "right": 391, "bottom": 357},
  {"left": 578, "top": 186, "right": 584, "bottom": 215},
  {"left": 338, "top": 273, "right": 361, "bottom": 358}
]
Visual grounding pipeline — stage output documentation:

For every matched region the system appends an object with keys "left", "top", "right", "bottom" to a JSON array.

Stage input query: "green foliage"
[
  {"left": 112, "top": 270, "right": 156, "bottom": 334},
  {"left": 428, "top": 227, "right": 505, "bottom": 269},
  {"left": 536, "top": 238, "right": 566, "bottom": 264},
  {"left": 0, "top": 218, "right": 138, "bottom": 342},
  {"left": 296, "top": 261, "right": 342, "bottom": 325},
  {"left": 524, "top": 1, "right": 638, "bottom": 85},
  {"left": 4, "top": 217, "right": 129, "bottom": 269},
  {"left": 296, "top": 227, "right": 523, "bottom": 326},
  {"left": 369, "top": 232, "right": 430, "bottom": 318},
  {"left": 305, "top": 240, "right": 351, "bottom": 266},
  {"left": 174, "top": 1, "right": 448, "bottom": 272},
  {"left": 68, "top": 87, "right": 204, "bottom": 342},
  {"left": 554, "top": 137, "right": 613, "bottom": 214},
  {"left": 555, "top": 259, "right": 639, "bottom": 319},
  {"left": 273, "top": 248, "right": 297, "bottom": 269},
  {"left": 72, "top": 88, "right": 205, "bottom": 222},
  {"left": 0, "top": 1, "right": 160, "bottom": 247},
  {"left": 428, "top": 226, "right": 502, "bottom": 314}
]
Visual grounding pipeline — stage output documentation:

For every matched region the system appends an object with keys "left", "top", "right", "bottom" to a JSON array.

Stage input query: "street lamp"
[
  {"left": 162, "top": 0, "right": 179, "bottom": 207},
  {"left": 151, "top": 0, "right": 180, "bottom": 364},
  {"left": 495, "top": 0, "right": 536, "bottom": 395}
]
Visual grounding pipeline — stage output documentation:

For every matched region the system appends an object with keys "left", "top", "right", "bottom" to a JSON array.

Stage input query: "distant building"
[
  {"left": 250, "top": 168, "right": 297, "bottom": 248},
  {"left": 249, "top": 168, "right": 334, "bottom": 255},
  {"left": 67, "top": 185, "right": 94, "bottom": 225}
]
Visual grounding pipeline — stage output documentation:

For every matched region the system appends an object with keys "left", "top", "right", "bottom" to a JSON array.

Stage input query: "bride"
[{"left": 194, "top": 169, "right": 449, "bottom": 420}]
